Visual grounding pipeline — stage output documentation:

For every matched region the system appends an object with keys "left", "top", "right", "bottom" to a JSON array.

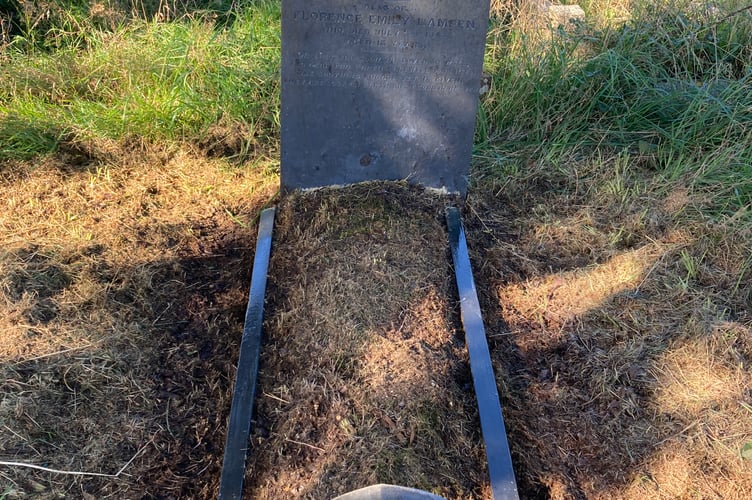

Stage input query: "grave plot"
[
  {"left": 244, "top": 183, "right": 492, "bottom": 498},
  {"left": 225, "top": 2, "right": 512, "bottom": 497}
]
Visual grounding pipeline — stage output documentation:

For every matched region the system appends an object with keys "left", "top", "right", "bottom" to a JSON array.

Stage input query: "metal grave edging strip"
[
  {"left": 446, "top": 207, "right": 519, "bottom": 500},
  {"left": 218, "top": 207, "right": 276, "bottom": 500}
]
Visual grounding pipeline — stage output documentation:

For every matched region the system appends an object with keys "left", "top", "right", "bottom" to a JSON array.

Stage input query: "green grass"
[
  {"left": 477, "top": 0, "right": 752, "bottom": 219},
  {"left": 1, "top": 0, "right": 750, "bottom": 216},
  {"left": 0, "top": 0, "right": 280, "bottom": 159}
]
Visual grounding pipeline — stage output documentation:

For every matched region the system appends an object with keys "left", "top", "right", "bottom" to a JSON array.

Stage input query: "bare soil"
[{"left": 246, "top": 184, "right": 488, "bottom": 498}]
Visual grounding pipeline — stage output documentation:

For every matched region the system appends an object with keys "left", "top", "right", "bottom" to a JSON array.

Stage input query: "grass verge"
[{"left": 1, "top": 0, "right": 280, "bottom": 161}]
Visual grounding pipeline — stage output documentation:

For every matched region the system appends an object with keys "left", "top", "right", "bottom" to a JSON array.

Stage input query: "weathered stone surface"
[
  {"left": 281, "top": 0, "right": 491, "bottom": 195},
  {"left": 548, "top": 4, "right": 585, "bottom": 26},
  {"left": 531, "top": 1, "right": 586, "bottom": 28}
]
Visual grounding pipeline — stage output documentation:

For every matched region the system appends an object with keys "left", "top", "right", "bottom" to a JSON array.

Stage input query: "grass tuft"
[
  {"left": 479, "top": 0, "right": 752, "bottom": 219},
  {"left": 1, "top": 1, "right": 280, "bottom": 161}
]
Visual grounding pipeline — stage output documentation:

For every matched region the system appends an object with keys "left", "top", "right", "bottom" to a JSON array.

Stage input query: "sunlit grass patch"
[
  {"left": 653, "top": 332, "right": 749, "bottom": 416},
  {"left": 0, "top": 1, "right": 281, "bottom": 161},
  {"left": 499, "top": 244, "right": 661, "bottom": 330},
  {"left": 634, "top": 325, "right": 752, "bottom": 499}
]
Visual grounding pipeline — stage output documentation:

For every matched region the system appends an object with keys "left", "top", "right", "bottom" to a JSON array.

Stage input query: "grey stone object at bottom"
[
  {"left": 281, "top": 0, "right": 491, "bottom": 195},
  {"left": 334, "top": 484, "right": 445, "bottom": 500}
]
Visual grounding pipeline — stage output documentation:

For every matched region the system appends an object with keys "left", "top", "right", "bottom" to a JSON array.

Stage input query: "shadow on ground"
[{"left": 465, "top": 174, "right": 752, "bottom": 499}]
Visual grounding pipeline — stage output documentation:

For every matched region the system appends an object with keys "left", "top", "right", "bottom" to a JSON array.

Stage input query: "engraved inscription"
[
  {"left": 285, "top": 1, "right": 481, "bottom": 95},
  {"left": 284, "top": 51, "right": 470, "bottom": 93},
  {"left": 281, "top": 0, "right": 492, "bottom": 194}
]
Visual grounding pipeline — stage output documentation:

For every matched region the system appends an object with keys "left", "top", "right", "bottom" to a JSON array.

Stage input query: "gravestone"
[{"left": 281, "top": 0, "right": 491, "bottom": 195}]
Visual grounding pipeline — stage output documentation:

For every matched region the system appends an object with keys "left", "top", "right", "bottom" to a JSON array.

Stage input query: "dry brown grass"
[
  {"left": 1, "top": 142, "right": 750, "bottom": 499},
  {"left": 467, "top": 156, "right": 752, "bottom": 499},
  {"left": 0, "top": 143, "right": 277, "bottom": 498},
  {"left": 247, "top": 184, "right": 490, "bottom": 498}
]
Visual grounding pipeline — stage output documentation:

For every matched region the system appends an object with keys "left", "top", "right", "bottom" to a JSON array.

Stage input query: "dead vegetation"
[
  {"left": 0, "top": 144, "right": 277, "bottom": 498},
  {"left": 1, "top": 143, "right": 750, "bottom": 499},
  {"left": 466, "top": 159, "right": 752, "bottom": 499},
  {"left": 247, "top": 184, "right": 490, "bottom": 498}
]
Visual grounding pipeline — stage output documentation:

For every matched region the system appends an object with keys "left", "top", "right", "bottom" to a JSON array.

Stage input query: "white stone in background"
[
  {"left": 548, "top": 4, "right": 586, "bottom": 26},
  {"left": 532, "top": 1, "right": 586, "bottom": 28}
]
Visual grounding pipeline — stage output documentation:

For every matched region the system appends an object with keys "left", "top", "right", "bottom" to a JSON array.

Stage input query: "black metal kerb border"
[
  {"left": 447, "top": 207, "right": 519, "bottom": 500},
  {"left": 218, "top": 208, "right": 276, "bottom": 500},
  {"left": 218, "top": 206, "right": 519, "bottom": 500}
]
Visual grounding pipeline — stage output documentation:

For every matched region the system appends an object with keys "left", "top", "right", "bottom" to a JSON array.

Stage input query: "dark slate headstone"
[{"left": 281, "top": 0, "right": 491, "bottom": 195}]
